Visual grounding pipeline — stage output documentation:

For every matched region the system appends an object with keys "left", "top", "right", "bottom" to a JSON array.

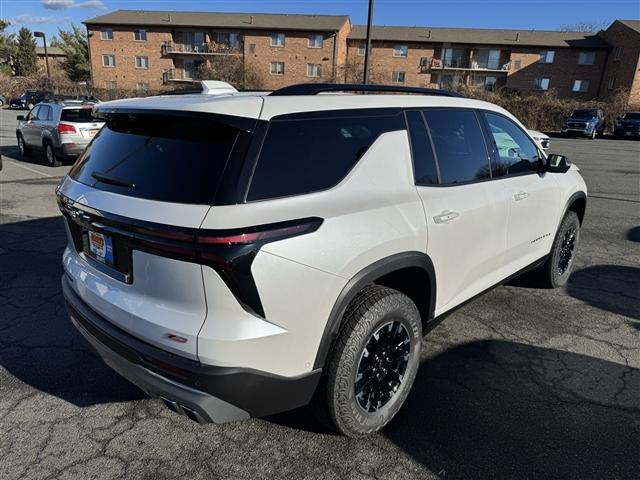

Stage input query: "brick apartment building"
[
  {"left": 83, "top": 10, "right": 640, "bottom": 103},
  {"left": 35, "top": 46, "right": 66, "bottom": 74}
]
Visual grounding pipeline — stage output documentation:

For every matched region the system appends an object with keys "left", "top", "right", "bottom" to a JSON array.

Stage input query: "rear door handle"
[
  {"left": 514, "top": 191, "right": 530, "bottom": 201},
  {"left": 433, "top": 210, "right": 459, "bottom": 224}
]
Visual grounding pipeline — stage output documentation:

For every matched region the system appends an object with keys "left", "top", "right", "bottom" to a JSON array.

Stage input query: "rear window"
[
  {"left": 69, "top": 114, "right": 239, "bottom": 204},
  {"left": 61, "top": 108, "right": 100, "bottom": 123},
  {"left": 624, "top": 112, "right": 640, "bottom": 120},
  {"left": 247, "top": 112, "right": 404, "bottom": 201},
  {"left": 572, "top": 109, "right": 597, "bottom": 117}
]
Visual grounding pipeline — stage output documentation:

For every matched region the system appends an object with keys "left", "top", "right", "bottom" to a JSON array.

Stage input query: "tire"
[
  {"left": 44, "top": 142, "right": 62, "bottom": 167},
  {"left": 314, "top": 285, "right": 422, "bottom": 437},
  {"left": 590, "top": 129, "right": 596, "bottom": 139},
  {"left": 17, "top": 134, "right": 31, "bottom": 157},
  {"left": 540, "top": 211, "right": 580, "bottom": 288}
]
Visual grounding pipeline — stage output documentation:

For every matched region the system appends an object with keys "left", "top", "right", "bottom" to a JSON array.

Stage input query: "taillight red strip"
[{"left": 197, "top": 223, "right": 314, "bottom": 245}]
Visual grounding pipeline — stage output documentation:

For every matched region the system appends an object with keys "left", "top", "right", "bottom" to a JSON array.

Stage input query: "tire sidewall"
[
  {"left": 549, "top": 213, "right": 580, "bottom": 287},
  {"left": 335, "top": 294, "right": 422, "bottom": 435}
]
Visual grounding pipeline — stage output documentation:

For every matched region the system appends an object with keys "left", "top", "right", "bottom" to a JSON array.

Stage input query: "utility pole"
[
  {"left": 363, "top": 0, "right": 374, "bottom": 84},
  {"left": 34, "top": 32, "right": 50, "bottom": 83}
]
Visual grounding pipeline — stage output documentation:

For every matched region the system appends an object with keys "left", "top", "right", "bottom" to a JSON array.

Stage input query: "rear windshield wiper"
[{"left": 91, "top": 171, "right": 135, "bottom": 188}]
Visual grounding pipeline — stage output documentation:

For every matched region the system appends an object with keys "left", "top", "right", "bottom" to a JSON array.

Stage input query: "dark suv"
[
  {"left": 9, "top": 90, "right": 51, "bottom": 110},
  {"left": 561, "top": 108, "right": 605, "bottom": 139},
  {"left": 613, "top": 112, "right": 640, "bottom": 138}
]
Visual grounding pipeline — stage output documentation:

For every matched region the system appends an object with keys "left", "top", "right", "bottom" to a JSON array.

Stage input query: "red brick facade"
[{"left": 598, "top": 21, "right": 640, "bottom": 104}]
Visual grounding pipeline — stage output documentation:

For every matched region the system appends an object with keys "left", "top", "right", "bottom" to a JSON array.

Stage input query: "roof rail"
[{"left": 270, "top": 83, "right": 465, "bottom": 98}]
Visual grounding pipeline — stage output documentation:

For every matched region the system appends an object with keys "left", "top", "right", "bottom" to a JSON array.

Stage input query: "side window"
[
  {"left": 422, "top": 110, "right": 490, "bottom": 184},
  {"left": 36, "top": 105, "right": 51, "bottom": 121},
  {"left": 247, "top": 113, "right": 404, "bottom": 201},
  {"left": 483, "top": 112, "right": 539, "bottom": 176},
  {"left": 27, "top": 105, "right": 40, "bottom": 121},
  {"left": 405, "top": 110, "right": 438, "bottom": 185}
]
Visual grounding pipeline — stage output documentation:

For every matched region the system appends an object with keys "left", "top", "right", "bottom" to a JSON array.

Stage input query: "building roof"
[
  {"left": 617, "top": 19, "right": 640, "bottom": 34},
  {"left": 83, "top": 10, "right": 349, "bottom": 32},
  {"left": 35, "top": 46, "right": 66, "bottom": 56},
  {"left": 348, "top": 25, "right": 610, "bottom": 48}
]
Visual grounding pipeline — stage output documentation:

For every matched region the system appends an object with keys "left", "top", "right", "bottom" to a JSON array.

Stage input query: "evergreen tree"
[
  {"left": 0, "top": 20, "right": 16, "bottom": 75},
  {"left": 57, "top": 25, "right": 90, "bottom": 81},
  {"left": 14, "top": 27, "right": 38, "bottom": 77}
]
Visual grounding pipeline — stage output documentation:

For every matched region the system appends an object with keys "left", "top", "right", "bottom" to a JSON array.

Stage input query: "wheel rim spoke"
[{"left": 354, "top": 320, "right": 411, "bottom": 413}]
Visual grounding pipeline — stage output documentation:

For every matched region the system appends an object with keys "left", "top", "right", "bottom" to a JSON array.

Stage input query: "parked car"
[
  {"left": 58, "top": 82, "right": 587, "bottom": 437},
  {"left": 527, "top": 129, "right": 550, "bottom": 149},
  {"left": 561, "top": 108, "right": 605, "bottom": 138},
  {"left": 16, "top": 100, "right": 103, "bottom": 166},
  {"left": 613, "top": 112, "right": 640, "bottom": 138},
  {"left": 0, "top": 95, "right": 6, "bottom": 107},
  {"left": 9, "top": 90, "right": 51, "bottom": 110}
]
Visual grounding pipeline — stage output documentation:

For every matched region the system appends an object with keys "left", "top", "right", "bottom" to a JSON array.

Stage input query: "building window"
[
  {"left": 572, "top": 79, "right": 589, "bottom": 92},
  {"left": 578, "top": 51, "right": 595, "bottom": 65},
  {"left": 104, "top": 80, "right": 117, "bottom": 89},
  {"left": 271, "top": 33, "right": 285, "bottom": 47},
  {"left": 357, "top": 43, "right": 366, "bottom": 56},
  {"left": 102, "top": 54, "right": 116, "bottom": 67},
  {"left": 216, "top": 32, "right": 240, "bottom": 48},
  {"left": 136, "top": 82, "right": 148, "bottom": 92},
  {"left": 475, "top": 75, "right": 497, "bottom": 91},
  {"left": 134, "top": 29, "right": 147, "bottom": 41},
  {"left": 183, "top": 59, "right": 203, "bottom": 80},
  {"left": 248, "top": 43, "right": 256, "bottom": 54},
  {"left": 393, "top": 45, "right": 408, "bottom": 58},
  {"left": 306, "top": 63, "right": 322, "bottom": 78},
  {"left": 392, "top": 71, "right": 406, "bottom": 83},
  {"left": 100, "top": 28, "right": 113, "bottom": 40},
  {"left": 135, "top": 56, "right": 149, "bottom": 69},
  {"left": 182, "top": 31, "right": 205, "bottom": 52},
  {"left": 419, "top": 56, "right": 429, "bottom": 72},
  {"left": 614, "top": 46, "right": 623, "bottom": 61},
  {"left": 270, "top": 61, "right": 285, "bottom": 75},
  {"left": 308, "top": 34, "right": 323, "bottom": 48},
  {"left": 534, "top": 77, "right": 550, "bottom": 90},
  {"left": 513, "top": 59, "right": 522, "bottom": 70},
  {"left": 538, "top": 50, "right": 555, "bottom": 63},
  {"left": 608, "top": 76, "right": 615, "bottom": 90}
]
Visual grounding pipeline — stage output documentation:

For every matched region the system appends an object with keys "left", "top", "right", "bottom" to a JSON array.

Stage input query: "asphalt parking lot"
[{"left": 1, "top": 106, "right": 639, "bottom": 480}]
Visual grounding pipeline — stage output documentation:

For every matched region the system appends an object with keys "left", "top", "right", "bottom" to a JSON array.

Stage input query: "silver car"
[{"left": 16, "top": 100, "right": 104, "bottom": 167}]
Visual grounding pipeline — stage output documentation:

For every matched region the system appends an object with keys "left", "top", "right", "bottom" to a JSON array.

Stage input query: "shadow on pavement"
[
  {"left": 627, "top": 226, "right": 640, "bottom": 243},
  {"left": 0, "top": 216, "right": 145, "bottom": 406},
  {"left": 385, "top": 340, "right": 640, "bottom": 479},
  {"left": 567, "top": 265, "right": 640, "bottom": 321}
]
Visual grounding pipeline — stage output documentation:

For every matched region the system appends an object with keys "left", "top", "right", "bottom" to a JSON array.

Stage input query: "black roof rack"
[{"left": 270, "top": 83, "right": 465, "bottom": 98}]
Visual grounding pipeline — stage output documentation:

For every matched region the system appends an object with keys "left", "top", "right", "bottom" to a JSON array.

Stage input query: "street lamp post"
[
  {"left": 363, "top": 0, "right": 375, "bottom": 84},
  {"left": 34, "top": 31, "right": 50, "bottom": 82}
]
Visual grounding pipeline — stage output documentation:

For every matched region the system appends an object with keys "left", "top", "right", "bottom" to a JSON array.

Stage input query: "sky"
[{"left": 1, "top": 0, "right": 639, "bottom": 42}]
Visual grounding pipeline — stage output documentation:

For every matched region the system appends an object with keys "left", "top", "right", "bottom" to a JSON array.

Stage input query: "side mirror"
[
  {"left": 547, "top": 154, "right": 571, "bottom": 173},
  {"left": 16, "top": 115, "right": 25, "bottom": 121}
]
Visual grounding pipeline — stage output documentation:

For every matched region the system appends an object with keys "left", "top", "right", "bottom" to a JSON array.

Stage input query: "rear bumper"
[
  {"left": 55, "top": 142, "right": 87, "bottom": 159},
  {"left": 62, "top": 275, "right": 321, "bottom": 423}
]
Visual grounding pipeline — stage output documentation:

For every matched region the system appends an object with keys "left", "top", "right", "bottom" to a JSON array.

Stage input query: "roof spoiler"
[{"left": 200, "top": 81, "right": 238, "bottom": 95}]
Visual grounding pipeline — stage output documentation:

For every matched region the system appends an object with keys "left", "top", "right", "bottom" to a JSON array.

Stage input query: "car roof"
[{"left": 96, "top": 92, "right": 514, "bottom": 122}]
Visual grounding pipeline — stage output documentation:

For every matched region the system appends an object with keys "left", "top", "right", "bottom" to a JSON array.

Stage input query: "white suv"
[{"left": 58, "top": 83, "right": 587, "bottom": 436}]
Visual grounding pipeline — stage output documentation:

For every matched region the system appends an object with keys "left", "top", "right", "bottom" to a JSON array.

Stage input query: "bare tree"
[
  {"left": 560, "top": 21, "right": 609, "bottom": 33},
  {"left": 337, "top": 56, "right": 385, "bottom": 84},
  {"left": 196, "top": 56, "right": 265, "bottom": 90}
]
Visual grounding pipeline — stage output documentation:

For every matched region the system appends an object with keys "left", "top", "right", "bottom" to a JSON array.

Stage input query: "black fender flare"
[
  {"left": 560, "top": 190, "right": 587, "bottom": 227},
  {"left": 313, "top": 251, "right": 436, "bottom": 369}
]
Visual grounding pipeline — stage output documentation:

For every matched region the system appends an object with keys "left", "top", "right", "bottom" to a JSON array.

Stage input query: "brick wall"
[
  {"left": 598, "top": 21, "right": 640, "bottom": 104},
  {"left": 87, "top": 26, "right": 174, "bottom": 90},
  {"left": 506, "top": 47, "right": 606, "bottom": 99}
]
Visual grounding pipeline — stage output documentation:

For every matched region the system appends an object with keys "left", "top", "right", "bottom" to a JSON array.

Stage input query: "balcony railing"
[
  {"left": 162, "top": 68, "right": 198, "bottom": 83},
  {"left": 429, "top": 58, "right": 510, "bottom": 71},
  {"left": 161, "top": 41, "right": 242, "bottom": 56}
]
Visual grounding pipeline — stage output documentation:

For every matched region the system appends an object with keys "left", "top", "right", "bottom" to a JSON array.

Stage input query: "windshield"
[
  {"left": 571, "top": 109, "right": 597, "bottom": 118},
  {"left": 623, "top": 112, "right": 640, "bottom": 120},
  {"left": 69, "top": 113, "right": 240, "bottom": 204},
  {"left": 61, "top": 108, "right": 101, "bottom": 123}
]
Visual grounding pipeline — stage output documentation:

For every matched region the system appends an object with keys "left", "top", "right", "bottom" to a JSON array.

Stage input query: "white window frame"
[
  {"left": 357, "top": 43, "right": 366, "bottom": 56},
  {"left": 534, "top": 77, "right": 550, "bottom": 90},
  {"left": 614, "top": 46, "right": 623, "bottom": 61},
  {"left": 392, "top": 71, "right": 406, "bottom": 83},
  {"left": 271, "top": 33, "right": 285, "bottom": 47},
  {"left": 393, "top": 45, "right": 408, "bottom": 58},
  {"left": 216, "top": 32, "right": 240, "bottom": 48},
  {"left": 608, "top": 76, "right": 615, "bottom": 90},
  {"left": 539, "top": 50, "right": 555, "bottom": 64},
  {"left": 572, "top": 79, "right": 589, "bottom": 92},
  {"left": 133, "top": 29, "right": 147, "bottom": 41},
  {"left": 135, "top": 56, "right": 149, "bottom": 69},
  {"left": 102, "top": 54, "right": 116, "bottom": 67},
  {"left": 104, "top": 80, "right": 117, "bottom": 89},
  {"left": 136, "top": 82, "right": 148, "bottom": 92},
  {"left": 270, "top": 61, "right": 285, "bottom": 75},
  {"left": 578, "top": 51, "right": 595, "bottom": 65},
  {"left": 306, "top": 63, "right": 321, "bottom": 78},
  {"left": 100, "top": 28, "right": 113, "bottom": 41},
  {"left": 308, "top": 34, "right": 323, "bottom": 49}
]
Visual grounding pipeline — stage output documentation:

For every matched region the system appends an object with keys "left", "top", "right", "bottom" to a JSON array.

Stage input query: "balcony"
[
  {"left": 162, "top": 68, "right": 197, "bottom": 84},
  {"left": 161, "top": 41, "right": 242, "bottom": 56},
  {"left": 428, "top": 58, "right": 510, "bottom": 72}
]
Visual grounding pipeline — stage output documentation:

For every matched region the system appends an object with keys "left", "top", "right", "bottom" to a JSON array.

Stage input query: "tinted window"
[
  {"left": 405, "top": 110, "right": 438, "bottom": 185},
  {"left": 27, "top": 106, "right": 40, "bottom": 121},
  {"left": 69, "top": 114, "right": 239, "bottom": 204},
  {"left": 247, "top": 112, "right": 404, "bottom": 201},
  {"left": 36, "top": 105, "right": 51, "bottom": 121},
  {"left": 484, "top": 113, "right": 539, "bottom": 176},
  {"left": 624, "top": 112, "right": 640, "bottom": 120},
  {"left": 572, "top": 109, "right": 597, "bottom": 117},
  {"left": 422, "top": 110, "right": 490, "bottom": 184},
  {"left": 61, "top": 108, "right": 100, "bottom": 123}
]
